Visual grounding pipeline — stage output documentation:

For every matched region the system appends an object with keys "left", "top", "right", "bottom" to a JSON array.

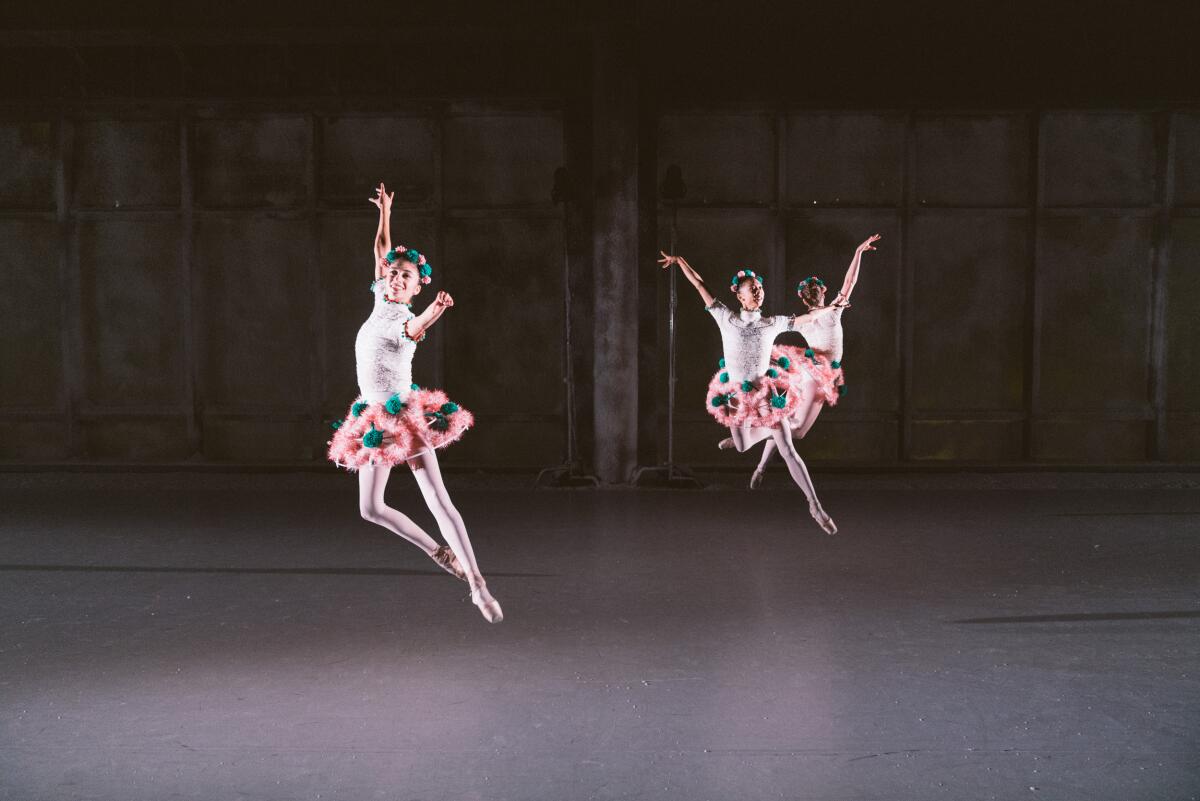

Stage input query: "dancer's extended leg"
[
  {"left": 358, "top": 465, "right": 441, "bottom": 553},
  {"left": 727, "top": 426, "right": 774, "bottom": 452},
  {"left": 751, "top": 373, "right": 826, "bottom": 485},
  {"left": 408, "top": 447, "right": 503, "bottom": 622},
  {"left": 770, "top": 420, "right": 837, "bottom": 535}
]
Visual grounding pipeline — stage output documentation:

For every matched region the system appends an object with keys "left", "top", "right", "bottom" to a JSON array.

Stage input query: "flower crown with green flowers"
[
  {"left": 730, "top": 269, "right": 764, "bottom": 291},
  {"left": 382, "top": 245, "right": 433, "bottom": 285},
  {"left": 797, "top": 276, "right": 825, "bottom": 295}
]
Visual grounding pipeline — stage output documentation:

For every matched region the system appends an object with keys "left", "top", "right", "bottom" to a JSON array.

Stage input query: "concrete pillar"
[{"left": 591, "top": 33, "right": 640, "bottom": 483}]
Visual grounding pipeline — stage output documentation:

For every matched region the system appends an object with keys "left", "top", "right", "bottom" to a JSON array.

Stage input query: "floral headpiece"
[
  {"left": 730, "top": 269, "right": 764, "bottom": 290},
  {"left": 797, "top": 276, "right": 825, "bottom": 294},
  {"left": 382, "top": 245, "right": 433, "bottom": 285}
]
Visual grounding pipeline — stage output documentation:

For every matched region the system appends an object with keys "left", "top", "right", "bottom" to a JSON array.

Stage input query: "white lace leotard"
[
  {"left": 705, "top": 301, "right": 797, "bottom": 381},
  {"left": 794, "top": 301, "right": 847, "bottom": 362},
  {"left": 355, "top": 280, "right": 419, "bottom": 403}
]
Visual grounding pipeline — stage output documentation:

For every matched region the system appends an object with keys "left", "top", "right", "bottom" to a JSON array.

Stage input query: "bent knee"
[{"left": 359, "top": 505, "right": 385, "bottom": 525}]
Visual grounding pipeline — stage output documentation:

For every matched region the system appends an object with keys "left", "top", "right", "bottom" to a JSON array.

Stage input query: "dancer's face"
[
  {"left": 385, "top": 261, "right": 421, "bottom": 303},
  {"left": 735, "top": 278, "right": 764, "bottom": 311}
]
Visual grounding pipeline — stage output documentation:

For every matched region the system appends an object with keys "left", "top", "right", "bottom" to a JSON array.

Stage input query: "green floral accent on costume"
[
  {"left": 362, "top": 426, "right": 384, "bottom": 448},
  {"left": 777, "top": 356, "right": 790, "bottom": 369},
  {"left": 741, "top": 380, "right": 754, "bottom": 393},
  {"left": 385, "top": 394, "right": 406, "bottom": 415},
  {"left": 351, "top": 401, "right": 369, "bottom": 417},
  {"left": 770, "top": 393, "right": 788, "bottom": 409},
  {"left": 719, "top": 372, "right": 729, "bottom": 384}
]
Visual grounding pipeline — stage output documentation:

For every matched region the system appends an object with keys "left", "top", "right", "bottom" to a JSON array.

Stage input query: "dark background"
[{"left": 1, "top": 0, "right": 1198, "bottom": 479}]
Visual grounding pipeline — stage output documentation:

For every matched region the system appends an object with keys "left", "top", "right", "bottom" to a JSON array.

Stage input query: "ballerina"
[
  {"left": 326, "top": 182, "right": 503, "bottom": 623},
  {"left": 657, "top": 252, "right": 837, "bottom": 534},
  {"left": 748, "top": 234, "right": 880, "bottom": 490}
]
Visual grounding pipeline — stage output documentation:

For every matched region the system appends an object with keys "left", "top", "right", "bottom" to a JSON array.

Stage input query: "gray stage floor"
[{"left": 1, "top": 472, "right": 1197, "bottom": 801}]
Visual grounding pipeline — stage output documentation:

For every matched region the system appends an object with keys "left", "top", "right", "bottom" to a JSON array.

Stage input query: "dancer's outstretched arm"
[
  {"left": 658, "top": 252, "right": 715, "bottom": 307},
  {"left": 368, "top": 181, "right": 395, "bottom": 279},
  {"left": 835, "top": 234, "right": 880, "bottom": 304},
  {"left": 406, "top": 291, "right": 454, "bottom": 341}
]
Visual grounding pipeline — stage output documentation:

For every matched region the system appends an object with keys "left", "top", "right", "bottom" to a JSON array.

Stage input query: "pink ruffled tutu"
[
  {"left": 704, "top": 360, "right": 803, "bottom": 430},
  {"left": 326, "top": 387, "right": 474, "bottom": 471},
  {"left": 773, "top": 344, "right": 846, "bottom": 407}
]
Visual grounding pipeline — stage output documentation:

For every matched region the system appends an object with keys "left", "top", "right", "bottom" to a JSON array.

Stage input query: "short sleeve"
[{"left": 705, "top": 299, "right": 729, "bottom": 324}]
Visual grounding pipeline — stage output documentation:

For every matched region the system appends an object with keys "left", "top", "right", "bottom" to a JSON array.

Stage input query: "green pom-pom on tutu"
[
  {"left": 777, "top": 356, "right": 790, "bottom": 369},
  {"left": 741, "top": 380, "right": 754, "bottom": 393},
  {"left": 838, "top": 384, "right": 847, "bottom": 396},
  {"left": 719, "top": 372, "right": 729, "bottom": 383},
  {"left": 385, "top": 394, "right": 406, "bottom": 415},
  {"left": 767, "top": 368, "right": 779, "bottom": 378},
  {"left": 831, "top": 360, "right": 841, "bottom": 369},
  {"left": 770, "top": 393, "right": 788, "bottom": 409},
  {"left": 718, "top": 358, "right": 726, "bottom": 368},
  {"left": 804, "top": 348, "right": 814, "bottom": 358},
  {"left": 440, "top": 402, "right": 459, "bottom": 415},
  {"left": 711, "top": 395, "right": 727, "bottom": 407},
  {"left": 410, "top": 383, "right": 419, "bottom": 391},
  {"left": 351, "top": 401, "right": 369, "bottom": 417},
  {"left": 330, "top": 419, "right": 342, "bottom": 430},
  {"left": 362, "top": 426, "right": 384, "bottom": 448}
]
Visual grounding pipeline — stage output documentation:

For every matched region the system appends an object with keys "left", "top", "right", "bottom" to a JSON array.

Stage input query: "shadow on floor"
[
  {"left": 951, "top": 610, "right": 1200, "bottom": 624},
  {"left": 0, "top": 563, "right": 552, "bottom": 578}
]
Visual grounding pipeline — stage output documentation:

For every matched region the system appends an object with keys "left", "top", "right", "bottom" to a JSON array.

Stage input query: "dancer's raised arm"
[
  {"left": 658, "top": 251, "right": 716, "bottom": 307},
  {"left": 405, "top": 291, "right": 454, "bottom": 342},
  {"left": 835, "top": 234, "right": 880, "bottom": 305},
  {"left": 368, "top": 182, "right": 395, "bottom": 279}
]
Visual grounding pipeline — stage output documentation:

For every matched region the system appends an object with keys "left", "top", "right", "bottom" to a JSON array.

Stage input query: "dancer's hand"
[
  {"left": 433, "top": 291, "right": 454, "bottom": 308},
  {"left": 369, "top": 182, "right": 394, "bottom": 210},
  {"left": 657, "top": 251, "right": 677, "bottom": 269},
  {"left": 857, "top": 234, "right": 881, "bottom": 253}
]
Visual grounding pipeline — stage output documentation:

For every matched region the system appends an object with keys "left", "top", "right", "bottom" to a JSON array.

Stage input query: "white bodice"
[
  {"left": 355, "top": 281, "right": 418, "bottom": 403},
  {"left": 795, "top": 305, "right": 845, "bottom": 362},
  {"left": 706, "top": 301, "right": 793, "bottom": 381}
]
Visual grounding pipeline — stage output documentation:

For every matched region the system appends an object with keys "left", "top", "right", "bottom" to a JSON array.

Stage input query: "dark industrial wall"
[
  {"left": 0, "top": 107, "right": 567, "bottom": 468},
  {"left": 1, "top": 4, "right": 1198, "bottom": 470},
  {"left": 653, "top": 110, "right": 1200, "bottom": 466}
]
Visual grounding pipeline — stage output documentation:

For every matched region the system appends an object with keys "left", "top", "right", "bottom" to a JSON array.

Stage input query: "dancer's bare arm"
[
  {"left": 658, "top": 251, "right": 716, "bottom": 307},
  {"left": 368, "top": 182, "right": 394, "bottom": 280},
  {"left": 836, "top": 234, "right": 880, "bottom": 304},
  {"left": 405, "top": 291, "right": 454, "bottom": 341}
]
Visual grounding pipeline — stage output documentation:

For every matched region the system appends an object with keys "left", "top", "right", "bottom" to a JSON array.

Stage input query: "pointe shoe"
[
  {"left": 430, "top": 545, "right": 467, "bottom": 581},
  {"left": 749, "top": 466, "right": 766, "bottom": 489},
  {"left": 718, "top": 437, "right": 735, "bottom": 450},
  {"left": 470, "top": 577, "right": 504, "bottom": 623},
  {"left": 810, "top": 504, "right": 838, "bottom": 535}
]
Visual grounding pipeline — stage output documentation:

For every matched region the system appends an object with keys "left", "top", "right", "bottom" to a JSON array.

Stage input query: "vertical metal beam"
[
  {"left": 772, "top": 110, "right": 787, "bottom": 316},
  {"left": 433, "top": 105, "right": 447, "bottom": 392},
  {"left": 1147, "top": 110, "right": 1176, "bottom": 461},
  {"left": 55, "top": 113, "right": 80, "bottom": 458},
  {"left": 306, "top": 112, "right": 322, "bottom": 461},
  {"left": 180, "top": 111, "right": 199, "bottom": 455},
  {"left": 898, "top": 112, "right": 916, "bottom": 461},
  {"left": 1022, "top": 110, "right": 1043, "bottom": 461},
  {"left": 591, "top": 30, "right": 640, "bottom": 483}
]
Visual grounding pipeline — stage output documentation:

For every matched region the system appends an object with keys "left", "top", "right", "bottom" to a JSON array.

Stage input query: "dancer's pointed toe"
[
  {"left": 749, "top": 466, "right": 765, "bottom": 489},
  {"left": 470, "top": 577, "right": 504, "bottom": 623},
  {"left": 810, "top": 504, "right": 837, "bottom": 535}
]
